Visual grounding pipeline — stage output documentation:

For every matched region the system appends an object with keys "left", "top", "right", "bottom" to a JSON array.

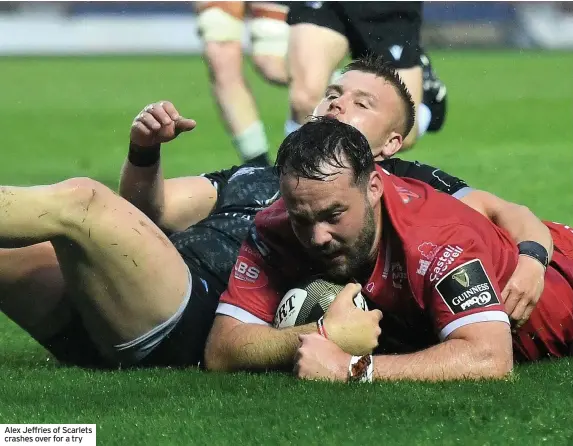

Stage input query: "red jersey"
[{"left": 218, "top": 166, "right": 573, "bottom": 362}]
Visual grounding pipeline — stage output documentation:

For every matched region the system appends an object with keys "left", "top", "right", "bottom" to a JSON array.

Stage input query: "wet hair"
[
  {"left": 342, "top": 54, "right": 416, "bottom": 137},
  {"left": 275, "top": 116, "right": 375, "bottom": 187}
]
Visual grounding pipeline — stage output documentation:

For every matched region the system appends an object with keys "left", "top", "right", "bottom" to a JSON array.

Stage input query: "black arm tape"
[
  {"left": 517, "top": 241, "right": 549, "bottom": 268},
  {"left": 128, "top": 142, "right": 161, "bottom": 167}
]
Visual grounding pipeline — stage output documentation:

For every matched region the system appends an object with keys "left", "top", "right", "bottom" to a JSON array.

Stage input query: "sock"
[
  {"left": 284, "top": 119, "right": 302, "bottom": 136},
  {"left": 233, "top": 121, "right": 269, "bottom": 162},
  {"left": 417, "top": 103, "right": 432, "bottom": 138}
]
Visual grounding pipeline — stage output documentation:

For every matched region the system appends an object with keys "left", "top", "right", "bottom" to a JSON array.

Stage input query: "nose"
[
  {"left": 310, "top": 223, "right": 333, "bottom": 248},
  {"left": 328, "top": 96, "right": 346, "bottom": 116}
]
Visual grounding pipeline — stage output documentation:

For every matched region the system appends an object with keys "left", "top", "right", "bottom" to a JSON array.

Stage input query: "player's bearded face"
[{"left": 283, "top": 174, "right": 378, "bottom": 283}]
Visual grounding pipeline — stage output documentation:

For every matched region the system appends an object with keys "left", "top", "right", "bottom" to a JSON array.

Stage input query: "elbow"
[
  {"left": 204, "top": 316, "right": 241, "bottom": 372},
  {"left": 484, "top": 355, "right": 513, "bottom": 380},
  {"left": 204, "top": 334, "right": 233, "bottom": 372},
  {"left": 476, "top": 343, "right": 513, "bottom": 380}
]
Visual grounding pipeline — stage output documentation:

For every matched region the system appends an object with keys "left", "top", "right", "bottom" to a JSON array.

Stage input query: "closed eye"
[{"left": 325, "top": 211, "right": 343, "bottom": 224}]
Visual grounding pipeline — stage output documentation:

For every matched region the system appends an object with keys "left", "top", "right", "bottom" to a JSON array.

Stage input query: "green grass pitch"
[{"left": 0, "top": 52, "right": 572, "bottom": 445}]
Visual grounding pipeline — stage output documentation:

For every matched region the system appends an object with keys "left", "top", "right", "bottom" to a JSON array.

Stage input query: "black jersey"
[{"left": 168, "top": 165, "right": 280, "bottom": 294}]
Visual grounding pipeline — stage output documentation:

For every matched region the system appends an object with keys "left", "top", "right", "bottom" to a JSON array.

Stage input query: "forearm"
[
  {"left": 208, "top": 322, "right": 317, "bottom": 372},
  {"left": 371, "top": 339, "right": 512, "bottom": 382},
  {"left": 118, "top": 144, "right": 166, "bottom": 227},
  {"left": 492, "top": 203, "right": 553, "bottom": 260}
]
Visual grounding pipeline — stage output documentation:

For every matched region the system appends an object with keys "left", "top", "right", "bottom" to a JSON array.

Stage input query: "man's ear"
[
  {"left": 366, "top": 170, "right": 384, "bottom": 205},
  {"left": 380, "top": 132, "right": 403, "bottom": 158}
]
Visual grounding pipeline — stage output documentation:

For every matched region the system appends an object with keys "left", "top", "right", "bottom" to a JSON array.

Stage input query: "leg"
[
  {"left": 341, "top": 1, "right": 426, "bottom": 150},
  {"left": 287, "top": 24, "right": 348, "bottom": 130},
  {"left": 249, "top": 2, "right": 290, "bottom": 86},
  {"left": 285, "top": 2, "right": 348, "bottom": 135},
  {"left": 0, "top": 178, "right": 191, "bottom": 362},
  {"left": 197, "top": 2, "right": 270, "bottom": 164},
  {"left": 0, "top": 242, "right": 69, "bottom": 341}
]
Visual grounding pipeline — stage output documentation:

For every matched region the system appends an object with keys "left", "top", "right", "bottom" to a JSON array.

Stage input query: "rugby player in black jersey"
[{"left": 0, "top": 58, "right": 551, "bottom": 369}]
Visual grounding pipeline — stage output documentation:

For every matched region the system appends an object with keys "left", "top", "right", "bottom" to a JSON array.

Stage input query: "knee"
[
  {"left": 53, "top": 177, "right": 112, "bottom": 226},
  {"left": 204, "top": 42, "right": 244, "bottom": 89}
]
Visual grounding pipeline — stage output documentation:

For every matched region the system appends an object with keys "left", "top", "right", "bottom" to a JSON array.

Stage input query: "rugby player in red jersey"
[{"left": 206, "top": 118, "right": 573, "bottom": 381}]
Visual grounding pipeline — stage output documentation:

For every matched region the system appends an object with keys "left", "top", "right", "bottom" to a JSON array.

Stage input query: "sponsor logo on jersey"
[
  {"left": 428, "top": 245, "right": 463, "bottom": 282},
  {"left": 234, "top": 256, "right": 268, "bottom": 289},
  {"left": 452, "top": 269, "right": 470, "bottom": 287},
  {"left": 417, "top": 259, "right": 431, "bottom": 276},
  {"left": 435, "top": 259, "right": 499, "bottom": 314},
  {"left": 418, "top": 242, "right": 439, "bottom": 260}
]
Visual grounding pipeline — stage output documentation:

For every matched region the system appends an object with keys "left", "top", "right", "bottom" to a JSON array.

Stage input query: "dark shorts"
[
  {"left": 287, "top": 1, "right": 423, "bottom": 69},
  {"left": 39, "top": 268, "right": 221, "bottom": 369}
]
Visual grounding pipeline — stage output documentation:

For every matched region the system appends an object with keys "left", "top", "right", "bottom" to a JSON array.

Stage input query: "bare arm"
[
  {"left": 119, "top": 154, "right": 164, "bottom": 225},
  {"left": 206, "top": 284, "right": 382, "bottom": 372},
  {"left": 371, "top": 321, "right": 512, "bottom": 381},
  {"left": 461, "top": 190, "right": 552, "bottom": 326},
  {"left": 204, "top": 315, "right": 317, "bottom": 371},
  {"left": 295, "top": 321, "right": 513, "bottom": 382},
  {"left": 119, "top": 159, "right": 217, "bottom": 233},
  {"left": 461, "top": 190, "right": 553, "bottom": 260},
  {"left": 119, "top": 101, "right": 217, "bottom": 233}
]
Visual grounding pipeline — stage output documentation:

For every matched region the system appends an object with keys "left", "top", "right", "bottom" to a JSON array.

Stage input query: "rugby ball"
[{"left": 273, "top": 278, "right": 368, "bottom": 329}]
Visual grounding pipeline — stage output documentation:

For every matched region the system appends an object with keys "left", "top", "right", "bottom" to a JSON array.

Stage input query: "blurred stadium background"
[
  {"left": 1, "top": 2, "right": 573, "bottom": 53},
  {"left": 1, "top": 2, "right": 572, "bottom": 445}
]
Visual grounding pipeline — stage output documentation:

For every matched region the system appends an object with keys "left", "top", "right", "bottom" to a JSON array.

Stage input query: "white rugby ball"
[{"left": 273, "top": 278, "right": 368, "bottom": 329}]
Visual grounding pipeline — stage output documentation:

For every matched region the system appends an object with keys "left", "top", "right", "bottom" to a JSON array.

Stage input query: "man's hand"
[
  {"left": 322, "top": 283, "right": 382, "bottom": 355},
  {"left": 502, "top": 255, "right": 545, "bottom": 329},
  {"left": 294, "top": 333, "right": 350, "bottom": 382},
  {"left": 130, "top": 101, "right": 196, "bottom": 147}
]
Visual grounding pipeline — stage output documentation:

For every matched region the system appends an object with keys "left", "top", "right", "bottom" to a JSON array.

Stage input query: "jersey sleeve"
[
  {"left": 381, "top": 159, "right": 473, "bottom": 198},
  {"left": 217, "top": 225, "right": 284, "bottom": 326},
  {"left": 422, "top": 226, "right": 510, "bottom": 340}
]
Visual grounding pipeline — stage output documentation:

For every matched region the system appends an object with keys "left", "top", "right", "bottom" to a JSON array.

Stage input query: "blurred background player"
[
  {"left": 196, "top": 1, "right": 290, "bottom": 166},
  {"left": 284, "top": 1, "right": 447, "bottom": 150}
]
